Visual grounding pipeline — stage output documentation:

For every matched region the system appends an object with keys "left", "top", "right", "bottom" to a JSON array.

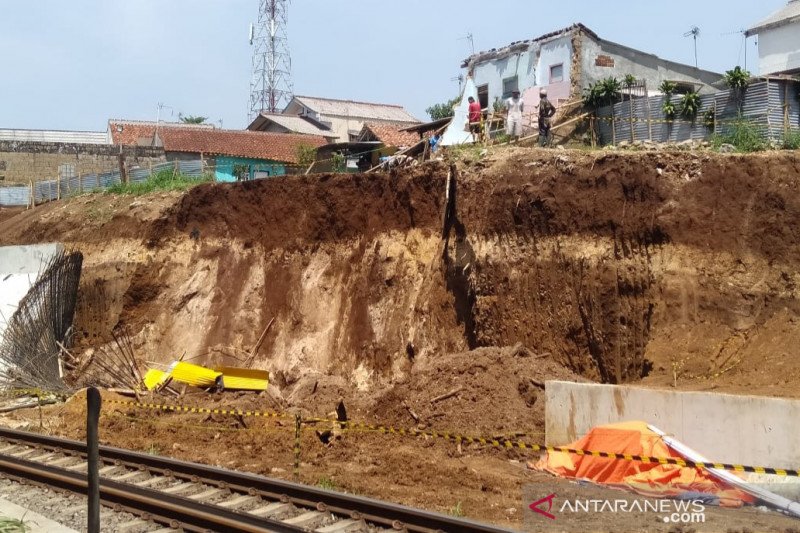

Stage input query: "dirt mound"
[{"left": 371, "top": 344, "right": 585, "bottom": 435}]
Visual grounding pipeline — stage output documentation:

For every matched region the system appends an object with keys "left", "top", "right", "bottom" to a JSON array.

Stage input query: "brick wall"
[{"left": 0, "top": 141, "right": 166, "bottom": 185}]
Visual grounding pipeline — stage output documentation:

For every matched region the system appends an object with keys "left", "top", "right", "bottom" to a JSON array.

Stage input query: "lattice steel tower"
[{"left": 249, "top": 0, "right": 293, "bottom": 119}]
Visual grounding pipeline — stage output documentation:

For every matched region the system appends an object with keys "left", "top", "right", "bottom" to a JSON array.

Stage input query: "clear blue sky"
[{"left": 0, "top": 0, "right": 786, "bottom": 131}]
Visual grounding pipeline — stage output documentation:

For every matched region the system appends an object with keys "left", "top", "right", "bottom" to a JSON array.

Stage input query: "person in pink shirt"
[{"left": 468, "top": 96, "right": 482, "bottom": 142}]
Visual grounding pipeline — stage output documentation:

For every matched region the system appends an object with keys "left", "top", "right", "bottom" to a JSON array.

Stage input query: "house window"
[
  {"left": 477, "top": 84, "right": 489, "bottom": 110},
  {"left": 550, "top": 64, "right": 564, "bottom": 84},
  {"left": 502, "top": 76, "right": 519, "bottom": 99}
]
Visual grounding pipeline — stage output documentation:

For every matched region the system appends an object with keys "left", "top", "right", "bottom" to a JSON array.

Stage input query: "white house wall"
[
  {"left": 581, "top": 37, "right": 721, "bottom": 92},
  {"left": 469, "top": 35, "right": 573, "bottom": 109},
  {"left": 758, "top": 21, "right": 800, "bottom": 76}
]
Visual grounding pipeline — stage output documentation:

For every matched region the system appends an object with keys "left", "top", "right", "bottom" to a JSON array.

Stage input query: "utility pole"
[{"left": 249, "top": 0, "right": 294, "bottom": 120}]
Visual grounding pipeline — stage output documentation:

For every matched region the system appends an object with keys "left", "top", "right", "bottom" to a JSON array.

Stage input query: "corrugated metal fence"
[
  {"left": 597, "top": 80, "right": 800, "bottom": 145},
  {"left": 0, "top": 160, "right": 206, "bottom": 207}
]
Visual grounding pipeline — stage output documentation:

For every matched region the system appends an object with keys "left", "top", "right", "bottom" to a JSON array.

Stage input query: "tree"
[
  {"left": 179, "top": 113, "right": 209, "bottom": 124},
  {"left": 426, "top": 97, "right": 460, "bottom": 121},
  {"left": 296, "top": 144, "right": 317, "bottom": 167}
]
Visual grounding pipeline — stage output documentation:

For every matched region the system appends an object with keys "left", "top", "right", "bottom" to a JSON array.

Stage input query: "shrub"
[
  {"left": 426, "top": 97, "right": 460, "bottom": 121},
  {"left": 662, "top": 100, "right": 676, "bottom": 120},
  {"left": 711, "top": 118, "right": 766, "bottom": 152},
  {"left": 703, "top": 109, "right": 716, "bottom": 131},
  {"left": 659, "top": 80, "right": 678, "bottom": 97},
  {"left": 680, "top": 92, "right": 701, "bottom": 120},
  {"left": 583, "top": 78, "right": 622, "bottom": 108},
  {"left": 296, "top": 144, "right": 317, "bottom": 167},
  {"left": 783, "top": 130, "right": 800, "bottom": 150},
  {"left": 723, "top": 66, "right": 751, "bottom": 91},
  {"left": 105, "top": 169, "right": 211, "bottom": 196}
]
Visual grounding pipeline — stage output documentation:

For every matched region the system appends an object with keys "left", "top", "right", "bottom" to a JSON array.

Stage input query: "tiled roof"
[
  {"left": 108, "top": 120, "right": 214, "bottom": 146},
  {"left": 747, "top": 0, "right": 800, "bottom": 35},
  {"left": 462, "top": 23, "right": 598, "bottom": 67},
  {"left": 0, "top": 128, "right": 108, "bottom": 145},
  {"left": 359, "top": 122, "right": 420, "bottom": 149},
  {"left": 247, "top": 112, "right": 334, "bottom": 137},
  {"left": 290, "top": 96, "right": 420, "bottom": 123},
  {"left": 160, "top": 129, "right": 327, "bottom": 164}
]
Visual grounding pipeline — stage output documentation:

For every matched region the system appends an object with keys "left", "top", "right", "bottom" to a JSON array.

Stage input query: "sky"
[{"left": 0, "top": 0, "right": 788, "bottom": 132}]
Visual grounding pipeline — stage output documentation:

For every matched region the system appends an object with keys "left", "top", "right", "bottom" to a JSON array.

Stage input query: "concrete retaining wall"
[{"left": 545, "top": 380, "right": 800, "bottom": 467}]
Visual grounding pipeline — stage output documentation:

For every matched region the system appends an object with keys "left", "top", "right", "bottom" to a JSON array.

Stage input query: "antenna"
[
  {"left": 459, "top": 33, "right": 475, "bottom": 55},
  {"left": 684, "top": 26, "right": 700, "bottom": 68},
  {"left": 450, "top": 74, "right": 465, "bottom": 93},
  {"left": 249, "top": 0, "right": 294, "bottom": 120},
  {"left": 249, "top": 23, "right": 254, "bottom": 46},
  {"left": 722, "top": 28, "right": 748, "bottom": 70}
]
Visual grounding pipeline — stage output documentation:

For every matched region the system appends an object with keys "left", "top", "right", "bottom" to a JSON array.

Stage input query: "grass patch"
[
  {"left": 448, "top": 501, "right": 465, "bottom": 517},
  {"left": 0, "top": 517, "right": 28, "bottom": 533},
  {"left": 317, "top": 476, "right": 338, "bottom": 491},
  {"left": 711, "top": 118, "right": 767, "bottom": 152},
  {"left": 783, "top": 129, "right": 800, "bottom": 150},
  {"left": 106, "top": 169, "right": 212, "bottom": 196}
]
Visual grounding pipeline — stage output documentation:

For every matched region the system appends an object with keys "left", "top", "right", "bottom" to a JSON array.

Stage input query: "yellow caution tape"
[{"left": 105, "top": 397, "right": 800, "bottom": 477}]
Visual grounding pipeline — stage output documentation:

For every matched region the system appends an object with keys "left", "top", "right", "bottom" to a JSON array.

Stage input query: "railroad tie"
[
  {"left": 161, "top": 481, "right": 195, "bottom": 495},
  {"left": 217, "top": 494, "right": 258, "bottom": 509},
  {"left": 315, "top": 519, "right": 367, "bottom": 533},
  {"left": 187, "top": 487, "right": 226, "bottom": 501},
  {"left": 284, "top": 510, "right": 330, "bottom": 529},
  {"left": 249, "top": 501, "right": 294, "bottom": 519}
]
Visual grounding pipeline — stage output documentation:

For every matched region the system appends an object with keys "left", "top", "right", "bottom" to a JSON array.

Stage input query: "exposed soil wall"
[{"left": 2, "top": 148, "right": 800, "bottom": 402}]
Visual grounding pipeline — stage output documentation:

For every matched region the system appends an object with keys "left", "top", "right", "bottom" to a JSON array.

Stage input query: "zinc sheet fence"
[
  {"left": 0, "top": 160, "right": 208, "bottom": 207},
  {"left": 597, "top": 80, "right": 799, "bottom": 145}
]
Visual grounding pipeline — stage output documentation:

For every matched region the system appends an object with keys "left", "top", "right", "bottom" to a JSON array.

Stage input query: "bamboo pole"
[{"left": 644, "top": 81, "right": 653, "bottom": 141}]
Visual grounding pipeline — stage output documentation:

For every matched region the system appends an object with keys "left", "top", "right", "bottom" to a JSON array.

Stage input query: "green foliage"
[
  {"left": 662, "top": 100, "right": 676, "bottom": 120},
  {"left": 426, "top": 97, "right": 460, "bottom": 121},
  {"left": 711, "top": 118, "right": 766, "bottom": 152},
  {"left": 106, "top": 169, "right": 211, "bottom": 196},
  {"left": 659, "top": 80, "right": 678, "bottom": 97},
  {"left": 295, "top": 144, "right": 317, "bottom": 167},
  {"left": 317, "top": 477, "right": 338, "bottom": 491},
  {"left": 178, "top": 114, "right": 208, "bottom": 124},
  {"left": 680, "top": 91, "right": 701, "bottom": 120},
  {"left": 583, "top": 77, "right": 622, "bottom": 108},
  {"left": 331, "top": 152, "right": 346, "bottom": 173},
  {"left": 723, "top": 66, "right": 751, "bottom": 91},
  {"left": 783, "top": 129, "right": 800, "bottom": 150},
  {"left": 449, "top": 502, "right": 465, "bottom": 517},
  {"left": 703, "top": 109, "right": 716, "bottom": 131},
  {"left": 493, "top": 97, "right": 505, "bottom": 113},
  {"left": 623, "top": 74, "right": 637, "bottom": 88},
  {"left": 0, "top": 518, "right": 28, "bottom": 533}
]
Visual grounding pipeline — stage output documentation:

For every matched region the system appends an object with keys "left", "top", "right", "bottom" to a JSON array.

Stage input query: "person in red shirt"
[{"left": 467, "top": 96, "right": 482, "bottom": 142}]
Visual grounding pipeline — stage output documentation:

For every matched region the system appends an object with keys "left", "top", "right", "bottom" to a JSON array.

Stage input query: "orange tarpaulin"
[{"left": 535, "top": 421, "right": 754, "bottom": 507}]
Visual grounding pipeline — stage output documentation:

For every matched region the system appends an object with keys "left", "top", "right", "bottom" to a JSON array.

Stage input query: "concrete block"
[{"left": 545, "top": 380, "right": 800, "bottom": 467}]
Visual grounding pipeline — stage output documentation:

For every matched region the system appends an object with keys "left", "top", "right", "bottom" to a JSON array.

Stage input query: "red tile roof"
[
  {"left": 109, "top": 121, "right": 327, "bottom": 164},
  {"left": 160, "top": 129, "right": 327, "bottom": 164},
  {"left": 108, "top": 120, "right": 214, "bottom": 146},
  {"left": 359, "top": 122, "right": 420, "bottom": 149}
]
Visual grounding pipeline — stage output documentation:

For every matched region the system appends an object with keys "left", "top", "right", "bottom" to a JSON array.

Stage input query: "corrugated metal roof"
[
  {"left": 0, "top": 129, "right": 108, "bottom": 145},
  {"left": 747, "top": 0, "right": 800, "bottom": 35},
  {"left": 248, "top": 113, "right": 335, "bottom": 137},
  {"left": 289, "top": 96, "right": 420, "bottom": 123}
]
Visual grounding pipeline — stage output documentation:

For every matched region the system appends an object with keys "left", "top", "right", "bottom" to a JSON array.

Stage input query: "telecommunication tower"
[{"left": 249, "top": 0, "right": 293, "bottom": 119}]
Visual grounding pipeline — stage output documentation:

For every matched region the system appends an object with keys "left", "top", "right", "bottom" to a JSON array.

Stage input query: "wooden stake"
[{"left": 430, "top": 386, "right": 463, "bottom": 404}]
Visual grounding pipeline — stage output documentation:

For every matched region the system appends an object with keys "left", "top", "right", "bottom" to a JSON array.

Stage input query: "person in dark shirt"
[{"left": 537, "top": 89, "right": 556, "bottom": 147}]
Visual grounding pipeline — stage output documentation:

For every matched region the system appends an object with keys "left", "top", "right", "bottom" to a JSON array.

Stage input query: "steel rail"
[
  {"left": 0, "top": 427, "right": 512, "bottom": 533},
  {"left": 0, "top": 453, "right": 302, "bottom": 533}
]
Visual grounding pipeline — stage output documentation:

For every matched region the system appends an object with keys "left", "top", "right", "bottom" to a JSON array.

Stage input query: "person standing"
[
  {"left": 505, "top": 90, "right": 524, "bottom": 142},
  {"left": 467, "top": 96, "right": 482, "bottom": 142},
  {"left": 537, "top": 88, "right": 556, "bottom": 147}
]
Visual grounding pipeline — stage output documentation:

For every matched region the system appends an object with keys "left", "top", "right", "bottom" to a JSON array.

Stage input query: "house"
[
  {"left": 280, "top": 96, "right": 420, "bottom": 143},
  {"left": 110, "top": 121, "right": 326, "bottom": 181},
  {"left": 461, "top": 23, "right": 722, "bottom": 120},
  {"left": 352, "top": 122, "right": 424, "bottom": 168},
  {"left": 108, "top": 120, "right": 215, "bottom": 147},
  {"left": 746, "top": 0, "right": 800, "bottom": 76},
  {"left": 246, "top": 112, "right": 338, "bottom": 142}
]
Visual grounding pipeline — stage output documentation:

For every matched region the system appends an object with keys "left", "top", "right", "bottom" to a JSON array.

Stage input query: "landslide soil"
[{"left": 2, "top": 147, "right": 800, "bottom": 530}]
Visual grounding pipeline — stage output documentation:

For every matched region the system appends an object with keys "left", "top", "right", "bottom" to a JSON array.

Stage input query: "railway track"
[{"left": 0, "top": 427, "right": 511, "bottom": 533}]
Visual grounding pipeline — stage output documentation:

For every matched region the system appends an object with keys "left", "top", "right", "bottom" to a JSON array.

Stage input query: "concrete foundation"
[{"left": 545, "top": 381, "right": 800, "bottom": 468}]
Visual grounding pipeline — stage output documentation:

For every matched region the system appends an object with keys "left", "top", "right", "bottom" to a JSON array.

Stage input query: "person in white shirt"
[{"left": 505, "top": 90, "right": 524, "bottom": 141}]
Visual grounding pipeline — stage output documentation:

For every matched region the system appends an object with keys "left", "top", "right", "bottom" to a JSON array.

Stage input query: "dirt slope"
[{"left": 2, "top": 148, "right": 800, "bottom": 404}]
